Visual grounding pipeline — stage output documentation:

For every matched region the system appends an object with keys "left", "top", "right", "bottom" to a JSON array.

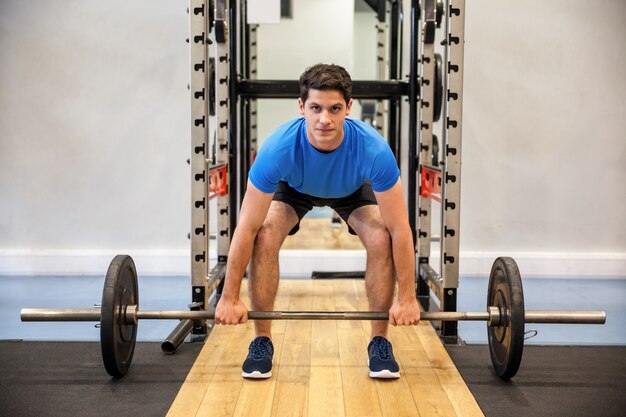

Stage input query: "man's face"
[{"left": 298, "top": 88, "right": 353, "bottom": 152}]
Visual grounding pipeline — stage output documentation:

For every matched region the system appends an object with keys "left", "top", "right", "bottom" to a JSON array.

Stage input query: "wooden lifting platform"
[{"left": 166, "top": 279, "right": 484, "bottom": 417}]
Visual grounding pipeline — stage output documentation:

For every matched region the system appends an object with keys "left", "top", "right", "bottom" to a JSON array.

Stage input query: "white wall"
[
  {"left": 0, "top": 0, "right": 624, "bottom": 277},
  {"left": 352, "top": 11, "right": 378, "bottom": 80},
  {"left": 0, "top": 1, "right": 191, "bottom": 253},
  {"left": 460, "top": 0, "right": 626, "bottom": 253},
  {"left": 255, "top": 0, "right": 356, "bottom": 142}
]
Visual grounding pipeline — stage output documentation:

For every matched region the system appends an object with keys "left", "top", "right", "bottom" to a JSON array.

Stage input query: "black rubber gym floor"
[
  {"left": 446, "top": 344, "right": 626, "bottom": 417},
  {"left": 0, "top": 341, "right": 202, "bottom": 417},
  {"left": 0, "top": 341, "right": 624, "bottom": 417}
]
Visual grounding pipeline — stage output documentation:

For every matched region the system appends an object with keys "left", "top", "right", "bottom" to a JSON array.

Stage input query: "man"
[{"left": 214, "top": 63, "right": 421, "bottom": 379}]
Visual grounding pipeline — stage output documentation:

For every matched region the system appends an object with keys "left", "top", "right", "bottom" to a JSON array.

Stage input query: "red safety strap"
[
  {"left": 421, "top": 166, "right": 442, "bottom": 202},
  {"left": 208, "top": 164, "right": 228, "bottom": 200}
]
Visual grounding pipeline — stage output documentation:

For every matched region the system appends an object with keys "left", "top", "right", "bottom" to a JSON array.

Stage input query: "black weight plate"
[
  {"left": 432, "top": 134, "right": 439, "bottom": 166},
  {"left": 208, "top": 0, "right": 215, "bottom": 33},
  {"left": 487, "top": 257, "right": 525, "bottom": 379},
  {"left": 215, "top": 20, "right": 226, "bottom": 44},
  {"left": 209, "top": 57, "right": 216, "bottom": 116},
  {"left": 436, "top": 0, "right": 444, "bottom": 28},
  {"left": 424, "top": 21, "right": 436, "bottom": 44},
  {"left": 434, "top": 54, "right": 443, "bottom": 123},
  {"left": 101, "top": 255, "right": 138, "bottom": 378}
]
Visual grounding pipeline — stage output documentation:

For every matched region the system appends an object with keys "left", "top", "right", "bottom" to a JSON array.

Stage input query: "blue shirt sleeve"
[
  {"left": 248, "top": 143, "right": 282, "bottom": 193},
  {"left": 248, "top": 119, "right": 301, "bottom": 193},
  {"left": 352, "top": 119, "right": 400, "bottom": 192},
  {"left": 369, "top": 145, "right": 400, "bottom": 192}
]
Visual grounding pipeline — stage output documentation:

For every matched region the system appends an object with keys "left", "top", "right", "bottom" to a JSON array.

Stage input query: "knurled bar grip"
[{"left": 20, "top": 308, "right": 606, "bottom": 325}]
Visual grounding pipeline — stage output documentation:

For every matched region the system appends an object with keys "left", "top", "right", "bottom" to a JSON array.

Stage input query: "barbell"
[{"left": 20, "top": 255, "right": 606, "bottom": 379}]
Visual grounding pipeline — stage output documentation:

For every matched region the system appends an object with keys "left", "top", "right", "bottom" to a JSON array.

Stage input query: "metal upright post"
[
  {"left": 439, "top": 0, "right": 465, "bottom": 338},
  {"left": 228, "top": 0, "right": 238, "bottom": 235},
  {"left": 407, "top": 0, "right": 419, "bottom": 245},
  {"left": 189, "top": 0, "right": 210, "bottom": 335},
  {"left": 214, "top": 0, "right": 231, "bottom": 263},
  {"left": 240, "top": 10, "right": 258, "bottom": 193},
  {"left": 249, "top": 25, "right": 258, "bottom": 161},
  {"left": 375, "top": 2, "right": 388, "bottom": 135},
  {"left": 387, "top": 0, "right": 402, "bottom": 163},
  {"left": 417, "top": 0, "right": 437, "bottom": 307},
  {"left": 239, "top": 0, "right": 249, "bottom": 203}
]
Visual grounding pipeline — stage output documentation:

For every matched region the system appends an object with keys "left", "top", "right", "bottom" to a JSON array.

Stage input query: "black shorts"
[{"left": 273, "top": 181, "right": 378, "bottom": 235}]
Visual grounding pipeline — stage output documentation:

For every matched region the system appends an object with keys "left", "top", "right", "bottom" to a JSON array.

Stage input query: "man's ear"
[
  {"left": 298, "top": 97, "right": 305, "bottom": 115},
  {"left": 345, "top": 98, "right": 353, "bottom": 116}
]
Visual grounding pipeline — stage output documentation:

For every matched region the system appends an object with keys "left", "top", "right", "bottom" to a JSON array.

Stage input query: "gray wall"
[
  {"left": 0, "top": 1, "right": 191, "bottom": 252},
  {"left": 0, "top": 0, "right": 624, "bottom": 275},
  {"left": 461, "top": 0, "right": 626, "bottom": 252}
]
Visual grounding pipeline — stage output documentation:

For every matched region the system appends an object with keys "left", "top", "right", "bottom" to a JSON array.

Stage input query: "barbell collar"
[
  {"left": 487, "top": 306, "right": 501, "bottom": 327},
  {"left": 125, "top": 305, "right": 138, "bottom": 325}
]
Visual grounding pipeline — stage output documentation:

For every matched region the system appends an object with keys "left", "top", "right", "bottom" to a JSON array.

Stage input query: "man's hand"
[
  {"left": 214, "top": 297, "right": 249, "bottom": 325},
  {"left": 388, "top": 298, "right": 421, "bottom": 326}
]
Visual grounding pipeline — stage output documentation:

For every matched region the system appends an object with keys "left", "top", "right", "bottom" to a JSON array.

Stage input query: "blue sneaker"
[
  {"left": 367, "top": 336, "right": 400, "bottom": 378},
  {"left": 242, "top": 336, "right": 274, "bottom": 379}
]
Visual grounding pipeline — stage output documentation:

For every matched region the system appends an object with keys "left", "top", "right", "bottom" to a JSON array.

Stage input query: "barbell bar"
[
  {"left": 20, "top": 307, "right": 605, "bottom": 325},
  {"left": 19, "top": 255, "right": 607, "bottom": 380}
]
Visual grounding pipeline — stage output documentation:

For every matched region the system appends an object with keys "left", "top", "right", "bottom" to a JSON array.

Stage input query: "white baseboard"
[
  {"left": 0, "top": 249, "right": 194, "bottom": 276},
  {"left": 454, "top": 251, "right": 626, "bottom": 279},
  {"left": 0, "top": 249, "right": 624, "bottom": 279},
  {"left": 279, "top": 250, "right": 367, "bottom": 278},
  {"left": 279, "top": 250, "right": 626, "bottom": 279}
]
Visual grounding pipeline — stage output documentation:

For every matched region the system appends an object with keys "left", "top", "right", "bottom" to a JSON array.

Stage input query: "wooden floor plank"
[
  {"left": 270, "top": 280, "right": 312, "bottom": 417},
  {"left": 417, "top": 323, "right": 484, "bottom": 417},
  {"left": 334, "top": 280, "right": 362, "bottom": 332},
  {"left": 232, "top": 334, "right": 286, "bottom": 417},
  {"left": 337, "top": 281, "right": 382, "bottom": 417},
  {"left": 166, "top": 326, "right": 234, "bottom": 417},
  {"left": 308, "top": 281, "right": 345, "bottom": 417},
  {"left": 194, "top": 323, "right": 253, "bottom": 417},
  {"left": 394, "top": 324, "right": 459, "bottom": 417},
  {"left": 350, "top": 278, "right": 480, "bottom": 417},
  {"left": 348, "top": 282, "right": 422, "bottom": 417},
  {"left": 230, "top": 280, "right": 292, "bottom": 417},
  {"left": 338, "top": 328, "right": 382, "bottom": 417},
  {"left": 374, "top": 325, "right": 422, "bottom": 417}
]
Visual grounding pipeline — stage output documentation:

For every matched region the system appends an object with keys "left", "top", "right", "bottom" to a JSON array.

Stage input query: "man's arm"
[
  {"left": 214, "top": 180, "right": 274, "bottom": 324},
  {"left": 374, "top": 177, "right": 421, "bottom": 325}
]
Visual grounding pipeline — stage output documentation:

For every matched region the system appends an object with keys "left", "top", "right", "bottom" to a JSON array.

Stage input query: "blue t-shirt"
[{"left": 249, "top": 117, "right": 400, "bottom": 198}]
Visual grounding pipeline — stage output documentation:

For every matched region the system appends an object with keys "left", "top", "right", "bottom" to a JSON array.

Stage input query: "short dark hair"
[{"left": 298, "top": 64, "right": 352, "bottom": 104}]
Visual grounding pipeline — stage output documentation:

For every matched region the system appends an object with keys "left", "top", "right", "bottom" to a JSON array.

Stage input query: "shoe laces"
[
  {"left": 371, "top": 336, "right": 392, "bottom": 360},
  {"left": 249, "top": 337, "right": 272, "bottom": 360}
]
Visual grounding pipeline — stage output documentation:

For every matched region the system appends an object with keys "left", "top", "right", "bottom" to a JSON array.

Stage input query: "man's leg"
[
  {"left": 347, "top": 204, "right": 401, "bottom": 379},
  {"left": 248, "top": 200, "right": 300, "bottom": 338},
  {"left": 347, "top": 204, "right": 395, "bottom": 339}
]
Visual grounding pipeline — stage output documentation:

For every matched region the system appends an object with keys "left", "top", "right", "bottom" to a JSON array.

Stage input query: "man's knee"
[
  {"left": 254, "top": 222, "right": 284, "bottom": 253},
  {"left": 364, "top": 225, "right": 392, "bottom": 255}
]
